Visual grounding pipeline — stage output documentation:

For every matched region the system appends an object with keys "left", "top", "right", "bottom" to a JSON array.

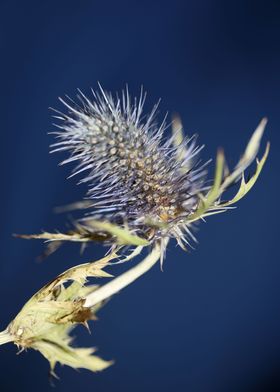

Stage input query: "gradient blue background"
[{"left": 0, "top": 1, "right": 279, "bottom": 391}]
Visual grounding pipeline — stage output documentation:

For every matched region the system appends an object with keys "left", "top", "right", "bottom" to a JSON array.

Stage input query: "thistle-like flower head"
[
  {"left": 51, "top": 86, "right": 208, "bottom": 251},
  {"left": 51, "top": 85, "right": 269, "bottom": 262}
]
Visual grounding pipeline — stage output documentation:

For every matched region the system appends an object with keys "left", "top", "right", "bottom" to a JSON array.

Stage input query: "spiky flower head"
[
  {"left": 50, "top": 85, "right": 269, "bottom": 264},
  {"left": 51, "top": 86, "right": 208, "bottom": 251}
]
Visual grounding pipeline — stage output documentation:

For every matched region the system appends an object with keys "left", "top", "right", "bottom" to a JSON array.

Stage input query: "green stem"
[
  {"left": 84, "top": 242, "right": 163, "bottom": 307},
  {"left": 0, "top": 329, "right": 12, "bottom": 346}
]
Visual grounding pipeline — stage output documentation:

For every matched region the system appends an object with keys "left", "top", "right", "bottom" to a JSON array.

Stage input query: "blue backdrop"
[{"left": 0, "top": 1, "right": 279, "bottom": 391}]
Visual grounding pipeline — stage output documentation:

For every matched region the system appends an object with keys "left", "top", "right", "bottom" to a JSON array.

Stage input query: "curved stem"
[{"left": 84, "top": 242, "right": 163, "bottom": 307}]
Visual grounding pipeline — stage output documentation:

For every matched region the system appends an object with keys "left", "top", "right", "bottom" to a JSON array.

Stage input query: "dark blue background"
[{"left": 0, "top": 1, "right": 279, "bottom": 391}]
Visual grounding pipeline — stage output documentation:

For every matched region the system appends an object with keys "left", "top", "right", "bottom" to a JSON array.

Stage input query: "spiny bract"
[
  {"left": 51, "top": 86, "right": 207, "bottom": 250},
  {"left": 0, "top": 87, "right": 268, "bottom": 376}
]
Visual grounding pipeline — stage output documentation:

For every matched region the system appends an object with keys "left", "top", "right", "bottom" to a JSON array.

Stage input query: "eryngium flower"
[
  {"left": 1, "top": 87, "right": 269, "bottom": 376},
  {"left": 50, "top": 85, "right": 269, "bottom": 262},
  {"left": 51, "top": 87, "right": 207, "bottom": 248}
]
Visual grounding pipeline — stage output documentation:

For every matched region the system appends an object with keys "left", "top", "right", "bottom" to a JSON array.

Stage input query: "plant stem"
[
  {"left": 84, "top": 242, "right": 162, "bottom": 307},
  {"left": 0, "top": 329, "right": 12, "bottom": 346}
]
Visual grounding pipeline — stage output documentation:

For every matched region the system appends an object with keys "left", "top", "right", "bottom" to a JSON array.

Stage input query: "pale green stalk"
[
  {"left": 84, "top": 242, "right": 163, "bottom": 307},
  {"left": 0, "top": 329, "right": 12, "bottom": 345}
]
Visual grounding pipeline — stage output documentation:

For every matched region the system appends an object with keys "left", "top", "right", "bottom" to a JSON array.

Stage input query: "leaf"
[
  {"left": 85, "top": 220, "right": 149, "bottom": 246},
  {"left": 0, "top": 252, "right": 117, "bottom": 375},
  {"left": 172, "top": 114, "right": 188, "bottom": 164},
  {"left": 33, "top": 338, "right": 113, "bottom": 374},
  {"left": 16, "top": 220, "right": 149, "bottom": 247},
  {"left": 220, "top": 142, "right": 270, "bottom": 207},
  {"left": 171, "top": 114, "right": 201, "bottom": 173},
  {"left": 186, "top": 119, "right": 269, "bottom": 223},
  {"left": 33, "top": 252, "right": 116, "bottom": 304},
  {"left": 237, "top": 118, "right": 267, "bottom": 169},
  {"left": 15, "top": 231, "right": 100, "bottom": 243},
  {"left": 187, "top": 149, "right": 224, "bottom": 222},
  {"left": 220, "top": 118, "right": 267, "bottom": 192}
]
